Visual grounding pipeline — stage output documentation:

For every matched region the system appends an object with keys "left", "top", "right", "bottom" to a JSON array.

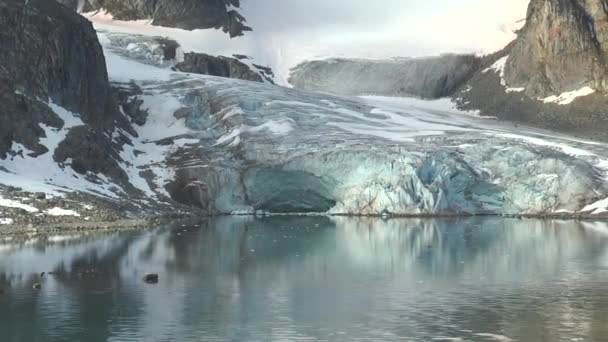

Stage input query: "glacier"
[
  {"left": 88, "top": 28, "right": 608, "bottom": 217},
  {"left": 3, "top": 25, "right": 608, "bottom": 218}
]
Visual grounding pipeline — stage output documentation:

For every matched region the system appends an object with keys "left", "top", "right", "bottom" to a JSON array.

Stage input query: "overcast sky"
[{"left": 240, "top": 0, "right": 529, "bottom": 79}]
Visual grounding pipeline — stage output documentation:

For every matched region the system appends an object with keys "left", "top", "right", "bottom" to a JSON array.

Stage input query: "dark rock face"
[
  {"left": 0, "top": 0, "right": 135, "bottom": 189},
  {"left": 504, "top": 0, "right": 608, "bottom": 97},
  {"left": 288, "top": 55, "right": 480, "bottom": 99},
  {"left": 57, "top": 0, "right": 251, "bottom": 37},
  {"left": 1, "top": 0, "right": 113, "bottom": 125},
  {"left": 176, "top": 52, "right": 265, "bottom": 83}
]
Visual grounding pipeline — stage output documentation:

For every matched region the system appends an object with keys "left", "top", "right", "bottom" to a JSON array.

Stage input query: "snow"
[
  {"left": 0, "top": 218, "right": 14, "bottom": 225},
  {"left": 583, "top": 197, "right": 608, "bottom": 214},
  {"left": 88, "top": 12, "right": 279, "bottom": 83},
  {"left": 215, "top": 120, "right": 295, "bottom": 146},
  {"left": 494, "top": 133, "right": 595, "bottom": 157},
  {"left": 0, "top": 98, "right": 121, "bottom": 198},
  {"left": 44, "top": 207, "right": 81, "bottom": 217},
  {"left": 482, "top": 55, "right": 525, "bottom": 93},
  {"left": 102, "top": 45, "right": 175, "bottom": 83},
  {"left": 360, "top": 96, "right": 481, "bottom": 117},
  {"left": 450, "top": 55, "right": 592, "bottom": 105},
  {"left": 541, "top": 86, "right": 595, "bottom": 105},
  {"left": 0, "top": 196, "right": 39, "bottom": 213}
]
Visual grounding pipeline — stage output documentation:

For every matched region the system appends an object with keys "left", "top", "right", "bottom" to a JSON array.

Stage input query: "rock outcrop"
[
  {"left": 175, "top": 52, "right": 272, "bottom": 83},
  {"left": 0, "top": 0, "right": 136, "bottom": 192},
  {"left": 504, "top": 0, "right": 608, "bottom": 97},
  {"left": 56, "top": 0, "right": 251, "bottom": 37},
  {"left": 455, "top": 0, "right": 608, "bottom": 141},
  {"left": 288, "top": 55, "right": 480, "bottom": 99}
]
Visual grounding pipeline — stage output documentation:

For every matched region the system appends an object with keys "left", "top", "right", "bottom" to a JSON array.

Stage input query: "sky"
[{"left": 240, "top": 0, "right": 530, "bottom": 81}]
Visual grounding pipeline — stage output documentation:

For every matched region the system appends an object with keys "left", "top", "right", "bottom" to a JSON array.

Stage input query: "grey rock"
[
  {"left": 455, "top": 0, "right": 608, "bottom": 141},
  {"left": 289, "top": 55, "right": 480, "bottom": 99},
  {"left": 176, "top": 52, "right": 265, "bottom": 83},
  {"left": 504, "top": 0, "right": 608, "bottom": 97},
  {"left": 59, "top": 0, "right": 251, "bottom": 37}
]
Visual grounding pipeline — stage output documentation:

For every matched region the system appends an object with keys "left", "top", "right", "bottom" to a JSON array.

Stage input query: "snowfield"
[{"left": 2, "top": 25, "right": 608, "bottom": 217}]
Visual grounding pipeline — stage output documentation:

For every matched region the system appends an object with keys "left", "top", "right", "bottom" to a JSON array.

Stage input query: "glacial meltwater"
[{"left": 1, "top": 217, "right": 608, "bottom": 342}]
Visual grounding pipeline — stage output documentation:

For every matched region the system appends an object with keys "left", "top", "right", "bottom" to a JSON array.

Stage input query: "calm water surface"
[{"left": 1, "top": 217, "right": 608, "bottom": 342}]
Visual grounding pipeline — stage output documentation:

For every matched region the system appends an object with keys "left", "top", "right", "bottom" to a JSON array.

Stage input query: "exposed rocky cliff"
[
  {"left": 289, "top": 55, "right": 480, "bottom": 99},
  {"left": 176, "top": 52, "right": 274, "bottom": 83},
  {"left": 56, "top": 0, "right": 251, "bottom": 37},
  {"left": 504, "top": 0, "right": 608, "bottom": 97},
  {"left": 455, "top": 0, "right": 608, "bottom": 141},
  {"left": 0, "top": 0, "right": 153, "bottom": 208}
]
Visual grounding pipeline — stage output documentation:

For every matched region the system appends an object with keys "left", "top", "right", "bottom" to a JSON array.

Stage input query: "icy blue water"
[{"left": 1, "top": 217, "right": 608, "bottom": 341}]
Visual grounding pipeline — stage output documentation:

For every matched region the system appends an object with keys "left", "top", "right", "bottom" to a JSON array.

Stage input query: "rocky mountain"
[
  {"left": 505, "top": 0, "right": 608, "bottom": 97},
  {"left": 288, "top": 0, "right": 608, "bottom": 141},
  {"left": 56, "top": 0, "right": 250, "bottom": 37},
  {"left": 454, "top": 0, "right": 608, "bottom": 141},
  {"left": 289, "top": 55, "right": 480, "bottom": 99}
]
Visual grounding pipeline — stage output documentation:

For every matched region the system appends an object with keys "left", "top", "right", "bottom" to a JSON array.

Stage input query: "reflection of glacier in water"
[{"left": 1, "top": 217, "right": 608, "bottom": 341}]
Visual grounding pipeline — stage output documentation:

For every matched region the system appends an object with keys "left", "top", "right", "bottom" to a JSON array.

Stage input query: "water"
[{"left": 1, "top": 217, "right": 608, "bottom": 342}]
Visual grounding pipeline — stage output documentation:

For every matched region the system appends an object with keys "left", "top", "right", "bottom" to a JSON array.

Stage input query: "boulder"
[{"left": 143, "top": 273, "right": 159, "bottom": 284}]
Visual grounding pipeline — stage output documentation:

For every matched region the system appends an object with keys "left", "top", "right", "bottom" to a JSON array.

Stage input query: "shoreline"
[{"left": 1, "top": 211, "right": 608, "bottom": 239}]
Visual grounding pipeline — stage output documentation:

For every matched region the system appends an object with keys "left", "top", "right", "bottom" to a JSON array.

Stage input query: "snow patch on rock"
[
  {"left": 482, "top": 56, "right": 525, "bottom": 93},
  {"left": 0, "top": 196, "right": 39, "bottom": 213},
  {"left": 541, "top": 86, "right": 595, "bottom": 105},
  {"left": 0, "top": 99, "right": 122, "bottom": 198},
  {"left": 44, "top": 207, "right": 81, "bottom": 217}
]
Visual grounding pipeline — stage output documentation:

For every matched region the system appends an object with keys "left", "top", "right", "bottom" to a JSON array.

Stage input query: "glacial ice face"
[{"left": 95, "top": 31, "right": 608, "bottom": 216}]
